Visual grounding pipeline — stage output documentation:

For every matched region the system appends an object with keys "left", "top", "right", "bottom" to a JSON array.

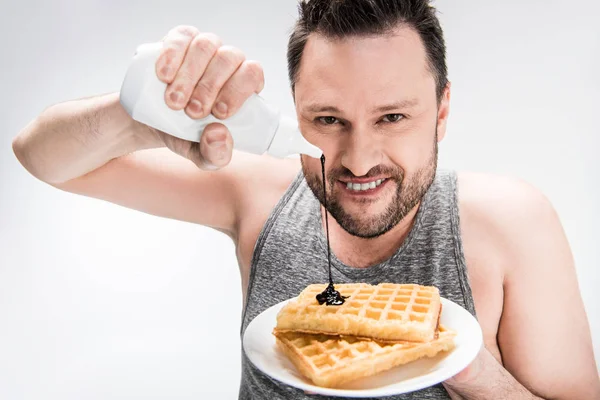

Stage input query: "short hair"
[{"left": 287, "top": 0, "right": 448, "bottom": 103}]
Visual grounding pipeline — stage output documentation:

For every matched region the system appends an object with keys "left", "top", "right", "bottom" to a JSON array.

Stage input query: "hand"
[
  {"left": 442, "top": 345, "right": 492, "bottom": 400},
  {"left": 444, "top": 345, "right": 489, "bottom": 386},
  {"left": 442, "top": 346, "right": 541, "bottom": 400},
  {"left": 152, "top": 25, "right": 265, "bottom": 170}
]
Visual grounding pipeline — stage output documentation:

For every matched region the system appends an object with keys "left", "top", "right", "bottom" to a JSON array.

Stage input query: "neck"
[{"left": 320, "top": 202, "right": 421, "bottom": 269}]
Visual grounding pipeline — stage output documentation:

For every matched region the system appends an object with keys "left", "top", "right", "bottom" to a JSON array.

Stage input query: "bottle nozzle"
[{"left": 267, "top": 116, "right": 323, "bottom": 158}]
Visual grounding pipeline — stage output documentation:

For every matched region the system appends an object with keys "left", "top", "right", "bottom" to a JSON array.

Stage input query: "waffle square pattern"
[
  {"left": 276, "top": 283, "right": 442, "bottom": 342},
  {"left": 273, "top": 325, "right": 456, "bottom": 388}
]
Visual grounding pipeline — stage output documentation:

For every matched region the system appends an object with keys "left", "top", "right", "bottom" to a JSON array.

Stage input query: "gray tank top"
[{"left": 239, "top": 169, "right": 477, "bottom": 399}]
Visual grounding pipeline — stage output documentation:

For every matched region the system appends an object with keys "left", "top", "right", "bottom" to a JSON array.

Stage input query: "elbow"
[
  {"left": 12, "top": 131, "right": 31, "bottom": 173},
  {"left": 11, "top": 120, "right": 52, "bottom": 184}
]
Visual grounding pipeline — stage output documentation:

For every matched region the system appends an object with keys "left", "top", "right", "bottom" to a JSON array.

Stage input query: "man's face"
[{"left": 295, "top": 26, "right": 450, "bottom": 239}]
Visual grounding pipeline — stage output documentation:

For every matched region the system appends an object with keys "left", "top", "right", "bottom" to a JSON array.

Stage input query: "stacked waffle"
[{"left": 272, "top": 283, "right": 457, "bottom": 388}]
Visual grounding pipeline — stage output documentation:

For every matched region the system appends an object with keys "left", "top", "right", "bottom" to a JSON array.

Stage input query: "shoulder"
[
  {"left": 456, "top": 170, "right": 558, "bottom": 240},
  {"left": 230, "top": 150, "right": 301, "bottom": 202},
  {"left": 229, "top": 151, "right": 301, "bottom": 277},
  {"left": 229, "top": 150, "right": 301, "bottom": 229},
  {"left": 456, "top": 170, "right": 555, "bottom": 221},
  {"left": 455, "top": 170, "right": 562, "bottom": 275}
]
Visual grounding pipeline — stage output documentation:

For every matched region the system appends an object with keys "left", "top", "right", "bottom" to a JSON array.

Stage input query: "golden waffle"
[
  {"left": 273, "top": 325, "right": 456, "bottom": 388},
  {"left": 276, "top": 283, "right": 442, "bottom": 342}
]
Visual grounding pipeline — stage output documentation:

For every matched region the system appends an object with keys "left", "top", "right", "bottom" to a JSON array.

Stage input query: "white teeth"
[{"left": 346, "top": 178, "right": 386, "bottom": 191}]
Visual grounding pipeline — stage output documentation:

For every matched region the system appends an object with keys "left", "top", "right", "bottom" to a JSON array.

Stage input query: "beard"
[{"left": 302, "top": 133, "right": 438, "bottom": 239}]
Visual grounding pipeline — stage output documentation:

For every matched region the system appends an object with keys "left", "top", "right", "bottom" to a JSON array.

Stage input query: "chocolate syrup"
[{"left": 316, "top": 154, "right": 348, "bottom": 306}]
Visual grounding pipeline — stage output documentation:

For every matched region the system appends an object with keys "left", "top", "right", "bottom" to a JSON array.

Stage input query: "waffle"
[
  {"left": 276, "top": 283, "right": 442, "bottom": 342},
  {"left": 273, "top": 325, "right": 456, "bottom": 388}
]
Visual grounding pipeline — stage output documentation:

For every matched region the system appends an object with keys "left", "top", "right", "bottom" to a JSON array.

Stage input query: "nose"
[{"left": 340, "top": 131, "right": 382, "bottom": 177}]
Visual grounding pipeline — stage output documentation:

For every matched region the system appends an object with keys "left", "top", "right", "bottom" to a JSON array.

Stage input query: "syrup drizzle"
[{"left": 316, "top": 154, "right": 347, "bottom": 306}]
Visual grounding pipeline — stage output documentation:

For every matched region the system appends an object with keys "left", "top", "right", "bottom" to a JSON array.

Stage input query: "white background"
[{"left": 1, "top": 1, "right": 598, "bottom": 399}]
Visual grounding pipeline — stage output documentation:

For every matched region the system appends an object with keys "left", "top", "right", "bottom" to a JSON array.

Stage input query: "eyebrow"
[{"left": 304, "top": 99, "right": 419, "bottom": 114}]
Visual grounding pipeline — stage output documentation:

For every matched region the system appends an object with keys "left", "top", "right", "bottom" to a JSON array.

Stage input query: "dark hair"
[{"left": 287, "top": 0, "right": 448, "bottom": 103}]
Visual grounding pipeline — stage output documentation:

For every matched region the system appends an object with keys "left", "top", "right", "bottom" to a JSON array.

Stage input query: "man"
[{"left": 11, "top": 0, "right": 599, "bottom": 399}]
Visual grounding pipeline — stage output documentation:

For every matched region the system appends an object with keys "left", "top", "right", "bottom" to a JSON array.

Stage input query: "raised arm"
[{"left": 12, "top": 26, "right": 266, "bottom": 237}]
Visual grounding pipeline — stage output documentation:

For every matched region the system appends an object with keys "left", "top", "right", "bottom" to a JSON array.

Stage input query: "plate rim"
[{"left": 243, "top": 295, "right": 483, "bottom": 398}]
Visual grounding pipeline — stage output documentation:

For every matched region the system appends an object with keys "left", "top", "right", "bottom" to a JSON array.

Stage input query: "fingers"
[
  {"left": 158, "top": 28, "right": 224, "bottom": 112},
  {"left": 152, "top": 25, "right": 265, "bottom": 171},
  {"left": 211, "top": 59, "right": 265, "bottom": 120},
  {"left": 187, "top": 44, "right": 245, "bottom": 119},
  {"left": 194, "top": 122, "right": 233, "bottom": 170},
  {"left": 170, "top": 33, "right": 224, "bottom": 114},
  {"left": 156, "top": 25, "right": 201, "bottom": 84},
  {"left": 154, "top": 25, "right": 265, "bottom": 122}
]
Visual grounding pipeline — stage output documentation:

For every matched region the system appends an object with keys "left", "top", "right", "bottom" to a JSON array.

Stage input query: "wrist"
[
  {"left": 110, "top": 93, "right": 165, "bottom": 151},
  {"left": 443, "top": 347, "right": 540, "bottom": 400},
  {"left": 129, "top": 119, "right": 165, "bottom": 150}
]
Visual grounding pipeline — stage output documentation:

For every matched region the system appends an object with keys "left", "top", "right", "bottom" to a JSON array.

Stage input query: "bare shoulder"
[
  {"left": 456, "top": 171, "right": 559, "bottom": 264},
  {"left": 232, "top": 151, "right": 301, "bottom": 227},
  {"left": 456, "top": 170, "right": 555, "bottom": 229},
  {"left": 230, "top": 150, "right": 301, "bottom": 199},
  {"left": 455, "top": 170, "right": 559, "bottom": 277},
  {"left": 231, "top": 152, "right": 301, "bottom": 290},
  {"left": 456, "top": 171, "right": 600, "bottom": 398}
]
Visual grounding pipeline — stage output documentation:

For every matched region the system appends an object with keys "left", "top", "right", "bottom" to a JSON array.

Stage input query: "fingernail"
[
  {"left": 170, "top": 91, "right": 183, "bottom": 105},
  {"left": 215, "top": 101, "right": 228, "bottom": 117},
  {"left": 206, "top": 131, "right": 227, "bottom": 147},
  {"left": 160, "top": 66, "right": 171, "bottom": 78},
  {"left": 208, "top": 140, "right": 225, "bottom": 148},
  {"left": 187, "top": 99, "right": 203, "bottom": 115}
]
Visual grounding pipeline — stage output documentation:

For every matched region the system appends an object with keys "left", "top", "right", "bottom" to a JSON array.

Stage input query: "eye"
[
  {"left": 382, "top": 114, "right": 405, "bottom": 123},
  {"left": 316, "top": 116, "right": 339, "bottom": 125}
]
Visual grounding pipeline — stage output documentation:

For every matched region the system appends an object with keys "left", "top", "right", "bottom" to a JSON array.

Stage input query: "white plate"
[{"left": 243, "top": 296, "right": 483, "bottom": 397}]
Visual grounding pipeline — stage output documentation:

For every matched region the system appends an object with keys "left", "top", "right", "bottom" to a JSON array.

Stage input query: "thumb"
[{"left": 195, "top": 122, "right": 234, "bottom": 170}]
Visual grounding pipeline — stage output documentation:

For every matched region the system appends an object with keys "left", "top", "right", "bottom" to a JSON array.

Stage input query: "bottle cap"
[{"left": 267, "top": 115, "right": 323, "bottom": 158}]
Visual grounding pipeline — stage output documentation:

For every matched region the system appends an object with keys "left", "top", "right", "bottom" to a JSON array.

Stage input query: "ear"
[{"left": 436, "top": 82, "right": 451, "bottom": 142}]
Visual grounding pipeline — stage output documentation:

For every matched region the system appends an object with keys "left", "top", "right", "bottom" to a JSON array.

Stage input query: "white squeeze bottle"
[{"left": 119, "top": 42, "right": 322, "bottom": 158}]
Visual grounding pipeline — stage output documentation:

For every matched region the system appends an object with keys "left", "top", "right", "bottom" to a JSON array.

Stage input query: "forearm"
[
  {"left": 12, "top": 91, "right": 163, "bottom": 184},
  {"left": 444, "top": 348, "right": 544, "bottom": 400},
  {"left": 445, "top": 372, "right": 542, "bottom": 400}
]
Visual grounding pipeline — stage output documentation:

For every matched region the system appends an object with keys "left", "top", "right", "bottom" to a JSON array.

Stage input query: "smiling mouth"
[
  {"left": 342, "top": 178, "right": 387, "bottom": 191},
  {"left": 336, "top": 178, "right": 389, "bottom": 196}
]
